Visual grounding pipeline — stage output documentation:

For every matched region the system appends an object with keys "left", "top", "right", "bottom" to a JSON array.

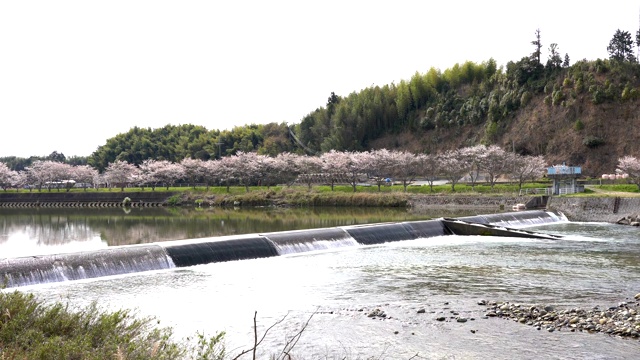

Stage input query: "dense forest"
[{"left": 3, "top": 28, "right": 640, "bottom": 176}]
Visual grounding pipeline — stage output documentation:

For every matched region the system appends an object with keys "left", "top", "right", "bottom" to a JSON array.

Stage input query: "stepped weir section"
[{"left": 0, "top": 210, "right": 567, "bottom": 288}]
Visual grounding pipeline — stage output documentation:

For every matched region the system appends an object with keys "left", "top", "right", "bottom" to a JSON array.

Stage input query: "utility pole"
[{"left": 216, "top": 142, "right": 223, "bottom": 159}]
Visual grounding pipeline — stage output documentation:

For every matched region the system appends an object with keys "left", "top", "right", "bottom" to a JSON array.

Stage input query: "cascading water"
[
  {"left": 264, "top": 228, "right": 359, "bottom": 255},
  {"left": 458, "top": 210, "right": 568, "bottom": 228},
  {"left": 161, "top": 236, "right": 280, "bottom": 267},
  {"left": 345, "top": 223, "right": 416, "bottom": 245},
  {"left": 0, "top": 245, "right": 173, "bottom": 288},
  {"left": 0, "top": 210, "right": 569, "bottom": 288}
]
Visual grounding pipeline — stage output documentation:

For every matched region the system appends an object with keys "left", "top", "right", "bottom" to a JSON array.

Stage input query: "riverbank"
[
  {"left": 0, "top": 188, "right": 540, "bottom": 211},
  {"left": 547, "top": 197, "right": 640, "bottom": 222},
  {"left": 2, "top": 187, "right": 639, "bottom": 225}
]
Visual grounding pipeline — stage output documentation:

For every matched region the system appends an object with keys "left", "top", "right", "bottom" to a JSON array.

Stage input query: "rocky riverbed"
[
  {"left": 478, "top": 293, "right": 640, "bottom": 338},
  {"left": 353, "top": 293, "right": 640, "bottom": 341}
]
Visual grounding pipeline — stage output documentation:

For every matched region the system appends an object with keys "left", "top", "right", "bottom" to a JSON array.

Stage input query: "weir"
[
  {"left": 457, "top": 210, "right": 566, "bottom": 228},
  {"left": 264, "top": 228, "right": 358, "bottom": 255},
  {"left": 0, "top": 245, "right": 173, "bottom": 288},
  {"left": 162, "top": 236, "right": 280, "bottom": 267},
  {"left": 0, "top": 210, "right": 568, "bottom": 288}
]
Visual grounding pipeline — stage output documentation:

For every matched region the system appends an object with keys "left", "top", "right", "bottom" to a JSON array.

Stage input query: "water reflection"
[{"left": 0, "top": 207, "right": 484, "bottom": 250}]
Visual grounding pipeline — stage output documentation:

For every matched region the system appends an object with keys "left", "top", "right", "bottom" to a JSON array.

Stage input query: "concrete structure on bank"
[
  {"left": 547, "top": 163, "right": 583, "bottom": 195},
  {"left": 547, "top": 196, "right": 640, "bottom": 222}
]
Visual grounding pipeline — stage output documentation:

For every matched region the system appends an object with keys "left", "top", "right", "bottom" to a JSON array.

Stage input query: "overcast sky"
[{"left": 1, "top": 0, "right": 639, "bottom": 158}]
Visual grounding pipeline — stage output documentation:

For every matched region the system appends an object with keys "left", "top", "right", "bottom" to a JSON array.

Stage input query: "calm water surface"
[{"left": 2, "top": 208, "right": 640, "bottom": 359}]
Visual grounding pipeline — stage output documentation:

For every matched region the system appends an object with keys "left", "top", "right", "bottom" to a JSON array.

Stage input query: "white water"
[
  {"left": 17, "top": 222, "right": 640, "bottom": 359},
  {"left": 3, "top": 211, "right": 639, "bottom": 359}
]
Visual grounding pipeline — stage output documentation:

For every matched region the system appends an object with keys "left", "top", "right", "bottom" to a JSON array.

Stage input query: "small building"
[{"left": 547, "top": 163, "right": 583, "bottom": 195}]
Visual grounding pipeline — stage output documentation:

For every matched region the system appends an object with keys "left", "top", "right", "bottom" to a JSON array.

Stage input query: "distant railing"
[
  {"left": 518, "top": 188, "right": 552, "bottom": 196},
  {"left": 547, "top": 166, "right": 581, "bottom": 175},
  {"left": 558, "top": 187, "right": 576, "bottom": 195}
]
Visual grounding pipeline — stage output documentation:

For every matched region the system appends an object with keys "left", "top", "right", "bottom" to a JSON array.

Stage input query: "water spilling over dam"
[{"left": 0, "top": 210, "right": 567, "bottom": 288}]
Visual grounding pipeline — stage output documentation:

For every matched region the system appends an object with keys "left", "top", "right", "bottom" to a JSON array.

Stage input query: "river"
[{"left": 1, "top": 207, "right": 639, "bottom": 359}]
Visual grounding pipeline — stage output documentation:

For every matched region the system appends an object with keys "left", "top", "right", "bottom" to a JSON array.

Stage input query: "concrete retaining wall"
[
  {"left": 0, "top": 191, "right": 176, "bottom": 207},
  {"left": 408, "top": 196, "right": 536, "bottom": 210},
  {"left": 547, "top": 197, "right": 640, "bottom": 222}
]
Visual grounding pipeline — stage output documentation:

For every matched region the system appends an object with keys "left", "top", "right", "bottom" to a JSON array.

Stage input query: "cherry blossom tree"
[
  {"left": 294, "top": 155, "right": 323, "bottom": 190},
  {"left": 103, "top": 160, "right": 139, "bottom": 191},
  {"left": 0, "top": 162, "right": 17, "bottom": 191},
  {"left": 201, "top": 159, "right": 223, "bottom": 189},
  {"left": 10, "top": 171, "right": 26, "bottom": 192},
  {"left": 71, "top": 165, "right": 99, "bottom": 191},
  {"left": 256, "top": 155, "right": 282, "bottom": 188},
  {"left": 477, "top": 145, "right": 509, "bottom": 189},
  {"left": 139, "top": 160, "right": 161, "bottom": 190},
  {"left": 458, "top": 145, "right": 483, "bottom": 190},
  {"left": 157, "top": 161, "right": 184, "bottom": 190},
  {"left": 24, "top": 160, "right": 74, "bottom": 192},
  {"left": 274, "top": 152, "right": 302, "bottom": 186},
  {"left": 180, "top": 158, "right": 206, "bottom": 188},
  {"left": 139, "top": 160, "right": 185, "bottom": 190},
  {"left": 509, "top": 154, "right": 547, "bottom": 190},
  {"left": 438, "top": 149, "right": 471, "bottom": 192},
  {"left": 226, "top": 152, "right": 262, "bottom": 192},
  {"left": 415, "top": 153, "right": 440, "bottom": 192},
  {"left": 368, "top": 149, "right": 395, "bottom": 191},
  {"left": 616, "top": 156, "right": 640, "bottom": 190},
  {"left": 217, "top": 156, "right": 237, "bottom": 192},
  {"left": 344, "top": 151, "right": 373, "bottom": 192},
  {"left": 390, "top": 151, "right": 420, "bottom": 192},
  {"left": 320, "top": 150, "right": 349, "bottom": 191}
]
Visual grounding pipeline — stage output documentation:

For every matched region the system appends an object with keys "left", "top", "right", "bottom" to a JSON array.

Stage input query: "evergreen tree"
[
  {"left": 546, "top": 43, "right": 562, "bottom": 69},
  {"left": 608, "top": 29, "right": 636, "bottom": 62},
  {"left": 531, "top": 29, "right": 542, "bottom": 65},
  {"left": 563, "top": 53, "right": 570, "bottom": 68}
]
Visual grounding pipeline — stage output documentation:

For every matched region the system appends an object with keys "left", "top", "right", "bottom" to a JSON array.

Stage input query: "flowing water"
[{"left": 1, "top": 207, "right": 640, "bottom": 359}]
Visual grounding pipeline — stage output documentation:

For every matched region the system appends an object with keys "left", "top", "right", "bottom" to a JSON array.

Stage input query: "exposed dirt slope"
[{"left": 370, "top": 94, "right": 640, "bottom": 178}]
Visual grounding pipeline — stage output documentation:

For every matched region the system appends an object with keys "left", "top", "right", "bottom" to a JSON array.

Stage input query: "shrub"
[
  {"left": 583, "top": 136, "right": 605, "bottom": 148},
  {"left": 574, "top": 78, "right": 584, "bottom": 94},
  {"left": 420, "top": 117, "right": 435, "bottom": 130},
  {"left": 166, "top": 195, "right": 181, "bottom": 206},
  {"left": 592, "top": 89, "right": 605, "bottom": 104},
  {"left": 552, "top": 90, "right": 565, "bottom": 105},
  {"left": 0, "top": 291, "right": 189, "bottom": 359},
  {"left": 520, "top": 91, "right": 532, "bottom": 106},
  {"left": 574, "top": 119, "right": 584, "bottom": 131}
]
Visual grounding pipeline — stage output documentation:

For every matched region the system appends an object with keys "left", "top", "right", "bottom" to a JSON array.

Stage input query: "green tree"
[
  {"left": 531, "top": 28, "right": 542, "bottom": 65},
  {"left": 395, "top": 80, "right": 413, "bottom": 122},
  {"left": 563, "top": 53, "right": 570, "bottom": 68},
  {"left": 608, "top": 29, "right": 636, "bottom": 62},
  {"left": 546, "top": 43, "right": 562, "bottom": 69},
  {"left": 326, "top": 91, "right": 340, "bottom": 116},
  {"left": 46, "top": 151, "right": 66, "bottom": 163}
]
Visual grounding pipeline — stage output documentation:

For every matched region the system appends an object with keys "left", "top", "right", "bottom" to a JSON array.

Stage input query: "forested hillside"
[{"left": 4, "top": 29, "right": 640, "bottom": 177}]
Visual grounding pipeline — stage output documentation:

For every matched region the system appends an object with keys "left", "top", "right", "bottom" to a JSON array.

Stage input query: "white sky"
[{"left": 1, "top": 0, "right": 639, "bottom": 158}]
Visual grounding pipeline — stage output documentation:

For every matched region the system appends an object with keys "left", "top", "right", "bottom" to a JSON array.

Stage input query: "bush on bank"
[{"left": 0, "top": 291, "right": 225, "bottom": 360}]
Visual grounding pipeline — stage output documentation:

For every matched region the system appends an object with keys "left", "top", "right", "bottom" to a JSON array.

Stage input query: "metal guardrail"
[
  {"left": 518, "top": 188, "right": 552, "bottom": 196},
  {"left": 558, "top": 187, "right": 576, "bottom": 195}
]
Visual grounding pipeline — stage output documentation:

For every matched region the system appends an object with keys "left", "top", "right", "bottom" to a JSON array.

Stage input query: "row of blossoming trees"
[{"left": 0, "top": 145, "right": 552, "bottom": 193}]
